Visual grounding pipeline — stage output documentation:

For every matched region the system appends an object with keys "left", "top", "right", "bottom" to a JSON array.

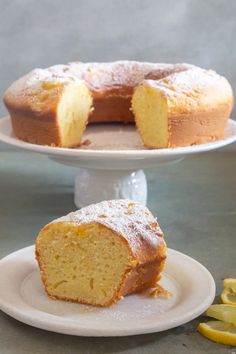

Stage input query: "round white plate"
[
  {"left": 0, "top": 116, "right": 236, "bottom": 164},
  {"left": 0, "top": 246, "right": 215, "bottom": 337},
  {"left": 2, "top": 116, "right": 236, "bottom": 207}
]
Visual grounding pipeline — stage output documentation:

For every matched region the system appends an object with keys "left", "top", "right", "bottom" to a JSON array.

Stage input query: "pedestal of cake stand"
[
  {"left": 74, "top": 168, "right": 147, "bottom": 208},
  {"left": 49, "top": 154, "right": 184, "bottom": 208}
]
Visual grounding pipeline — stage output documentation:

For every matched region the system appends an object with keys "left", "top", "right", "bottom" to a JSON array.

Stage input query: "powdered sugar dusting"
[
  {"left": 26, "top": 69, "right": 51, "bottom": 86},
  {"left": 26, "top": 66, "right": 84, "bottom": 87},
  {"left": 25, "top": 61, "right": 193, "bottom": 92},
  {"left": 145, "top": 67, "right": 230, "bottom": 96},
  {"left": 69, "top": 61, "right": 175, "bottom": 90},
  {"left": 16, "top": 61, "right": 218, "bottom": 97},
  {"left": 8, "top": 60, "right": 232, "bottom": 107},
  {"left": 142, "top": 66, "right": 233, "bottom": 112},
  {"left": 54, "top": 199, "right": 165, "bottom": 262}
]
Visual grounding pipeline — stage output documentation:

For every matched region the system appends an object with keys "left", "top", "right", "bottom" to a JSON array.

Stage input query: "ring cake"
[
  {"left": 4, "top": 61, "right": 233, "bottom": 148},
  {"left": 35, "top": 200, "right": 166, "bottom": 307}
]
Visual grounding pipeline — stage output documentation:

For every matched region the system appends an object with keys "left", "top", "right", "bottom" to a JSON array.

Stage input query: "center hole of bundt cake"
[{"left": 36, "top": 223, "right": 133, "bottom": 306}]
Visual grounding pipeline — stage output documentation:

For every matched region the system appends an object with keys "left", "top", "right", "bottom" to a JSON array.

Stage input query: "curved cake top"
[
  {"left": 143, "top": 67, "right": 233, "bottom": 112},
  {"left": 4, "top": 60, "right": 196, "bottom": 98},
  {"left": 53, "top": 199, "right": 165, "bottom": 264},
  {"left": 4, "top": 60, "right": 233, "bottom": 117},
  {"left": 66, "top": 61, "right": 194, "bottom": 92}
]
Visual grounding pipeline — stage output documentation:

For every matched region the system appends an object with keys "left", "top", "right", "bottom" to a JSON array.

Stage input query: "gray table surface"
[{"left": 0, "top": 147, "right": 236, "bottom": 354}]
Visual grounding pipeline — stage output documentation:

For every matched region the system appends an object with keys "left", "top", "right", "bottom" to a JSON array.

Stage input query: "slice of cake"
[{"left": 35, "top": 200, "right": 166, "bottom": 307}]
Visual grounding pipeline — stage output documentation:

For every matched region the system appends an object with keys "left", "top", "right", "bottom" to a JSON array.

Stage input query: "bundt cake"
[
  {"left": 35, "top": 199, "right": 166, "bottom": 307},
  {"left": 3, "top": 61, "right": 233, "bottom": 148}
]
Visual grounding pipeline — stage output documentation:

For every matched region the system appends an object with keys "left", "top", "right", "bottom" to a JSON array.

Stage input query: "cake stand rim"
[{"left": 0, "top": 116, "right": 235, "bottom": 160}]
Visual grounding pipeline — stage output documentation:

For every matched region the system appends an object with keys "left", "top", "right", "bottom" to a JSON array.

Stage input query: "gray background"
[
  {"left": 1, "top": 0, "right": 236, "bottom": 115},
  {"left": 0, "top": 0, "right": 236, "bottom": 151},
  {"left": 0, "top": 3, "right": 236, "bottom": 352}
]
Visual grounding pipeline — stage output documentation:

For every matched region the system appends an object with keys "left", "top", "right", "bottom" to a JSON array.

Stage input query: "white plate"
[
  {"left": 0, "top": 246, "right": 215, "bottom": 337},
  {"left": 2, "top": 116, "right": 236, "bottom": 207},
  {"left": 0, "top": 116, "right": 236, "bottom": 162}
]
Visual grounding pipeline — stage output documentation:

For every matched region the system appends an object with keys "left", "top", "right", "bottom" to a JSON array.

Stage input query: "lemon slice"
[
  {"left": 198, "top": 320, "right": 236, "bottom": 346},
  {"left": 221, "top": 278, "right": 236, "bottom": 306},
  {"left": 224, "top": 278, "right": 236, "bottom": 292},
  {"left": 206, "top": 304, "right": 236, "bottom": 325},
  {"left": 221, "top": 289, "right": 236, "bottom": 306}
]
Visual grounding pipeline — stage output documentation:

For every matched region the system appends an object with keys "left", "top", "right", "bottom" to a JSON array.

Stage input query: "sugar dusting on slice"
[{"left": 53, "top": 199, "right": 165, "bottom": 262}]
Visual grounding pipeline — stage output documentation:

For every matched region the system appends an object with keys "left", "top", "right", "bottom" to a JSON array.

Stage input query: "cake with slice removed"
[{"left": 4, "top": 61, "right": 233, "bottom": 148}]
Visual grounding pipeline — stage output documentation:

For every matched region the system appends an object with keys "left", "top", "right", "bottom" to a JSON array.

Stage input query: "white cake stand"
[{"left": 1, "top": 116, "right": 236, "bottom": 207}]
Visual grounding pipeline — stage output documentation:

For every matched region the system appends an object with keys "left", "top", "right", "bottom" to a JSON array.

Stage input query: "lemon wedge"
[
  {"left": 198, "top": 320, "right": 236, "bottom": 346},
  {"left": 221, "top": 278, "right": 236, "bottom": 306},
  {"left": 206, "top": 304, "right": 236, "bottom": 326}
]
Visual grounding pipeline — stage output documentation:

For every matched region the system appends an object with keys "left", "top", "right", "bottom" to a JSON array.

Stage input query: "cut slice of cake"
[{"left": 35, "top": 200, "right": 166, "bottom": 307}]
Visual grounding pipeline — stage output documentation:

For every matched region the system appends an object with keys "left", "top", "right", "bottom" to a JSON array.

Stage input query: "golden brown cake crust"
[
  {"left": 4, "top": 61, "right": 191, "bottom": 126},
  {"left": 3, "top": 61, "right": 233, "bottom": 148},
  {"left": 133, "top": 67, "right": 233, "bottom": 148},
  {"left": 35, "top": 200, "right": 166, "bottom": 306},
  {"left": 4, "top": 72, "right": 65, "bottom": 146}
]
